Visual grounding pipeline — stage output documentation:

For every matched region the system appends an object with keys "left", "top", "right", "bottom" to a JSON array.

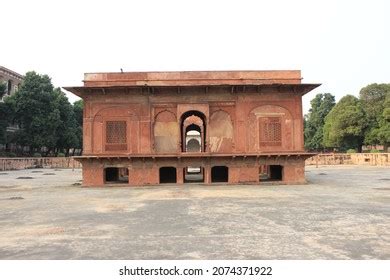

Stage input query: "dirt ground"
[{"left": 0, "top": 165, "right": 389, "bottom": 259}]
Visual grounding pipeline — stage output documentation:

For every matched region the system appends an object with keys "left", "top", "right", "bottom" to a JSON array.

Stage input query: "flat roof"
[
  {"left": 82, "top": 70, "right": 303, "bottom": 87},
  {"left": 74, "top": 152, "right": 317, "bottom": 160},
  {"left": 64, "top": 84, "right": 321, "bottom": 98},
  {"left": 64, "top": 70, "right": 321, "bottom": 97}
]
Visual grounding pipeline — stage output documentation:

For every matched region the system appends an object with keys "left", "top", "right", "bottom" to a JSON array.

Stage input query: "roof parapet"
[{"left": 83, "top": 70, "right": 302, "bottom": 87}]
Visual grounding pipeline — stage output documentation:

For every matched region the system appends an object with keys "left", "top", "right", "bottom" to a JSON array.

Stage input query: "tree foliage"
[
  {"left": 54, "top": 88, "right": 79, "bottom": 153},
  {"left": 0, "top": 102, "right": 12, "bottom": 144},
  {"left": 323, "top": 95, "right": 367, "bottom": 151},
  {"left": 0, "top": 82, "right": 6, "bottom": 99},
  {"left": 73, "top": 99, "right": 83, "bottom": 150},
  {"left": 5, "top": 71, "right": 80, "bottom": 155},
  {"left": 0, "top": 82, "right": 13, "bottom": 146},
  {"left": 374, "top": 94, "right": 390, "bottom": 150},
  {"left": 304, "top": 93, "right": 335, "bottom": 150},
  {"left": 359, "top": 83, "right": 390, "bottom": 147},
  {"left": 6, "top": 72, "right": 60, "bottom": 151}
]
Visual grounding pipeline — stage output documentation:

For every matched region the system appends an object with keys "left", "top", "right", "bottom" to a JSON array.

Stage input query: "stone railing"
[
  {"left": 305, "top": 153, "right": 390, "bottom": 166},
  {"left": 0, "top": 157, "right": 82, "bottom": 171}
]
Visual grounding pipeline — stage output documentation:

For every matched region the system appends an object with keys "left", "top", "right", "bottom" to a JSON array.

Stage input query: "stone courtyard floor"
[{"left": 0, "top": 165, "right": 389, "bottom": 259}]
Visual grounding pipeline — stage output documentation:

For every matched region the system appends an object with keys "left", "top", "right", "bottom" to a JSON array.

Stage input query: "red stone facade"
[{"left": 65, "top": 71, "right": 319, "bottom": 186}]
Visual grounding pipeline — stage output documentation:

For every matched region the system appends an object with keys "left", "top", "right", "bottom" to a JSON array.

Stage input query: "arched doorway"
[
  {"left": 180, "top": 111, "right": 206, "bottom": 152},
  {"left": 159, "top": 167, "right": 177, "bottom": 183},
  {"left": 104, "top": 167, "right": 129, "bottom": 184},
  {"left": 187, "top": 137, "right": 201, "bottom": 152},
  {"left": 183, "top": 166, "right": 204, "bottom": 183},
  {"left": 259, "top": 165, "right": 283, "bottom": 181},
  {"left": 211, "top": 166, "right": 229, "bottom": 183}
]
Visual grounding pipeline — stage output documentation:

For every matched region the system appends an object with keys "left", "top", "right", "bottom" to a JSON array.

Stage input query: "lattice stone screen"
[
  {"left": 105, "top": 121, "right": 127, "bottom": 151},
  {"left": 259, "top": 117, "right": 282, "bottom": 147}
]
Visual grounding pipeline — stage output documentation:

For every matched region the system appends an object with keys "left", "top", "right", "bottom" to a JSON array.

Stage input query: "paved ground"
[{"left": 0, "top": 165, "right": 389, "bottom": 260}]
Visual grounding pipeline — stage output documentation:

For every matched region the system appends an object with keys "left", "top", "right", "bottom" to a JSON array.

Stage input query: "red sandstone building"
[{"left": 65, "top": 71, "right": 319, "bottom": 186}]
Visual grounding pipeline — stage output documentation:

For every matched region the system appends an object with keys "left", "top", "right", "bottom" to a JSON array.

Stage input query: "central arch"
[
  {"left": 187, "top": 138, "right": 201, "bottom": 152},
  {"left": 180, "top": 110, "right": 206, "bottom": 152}
]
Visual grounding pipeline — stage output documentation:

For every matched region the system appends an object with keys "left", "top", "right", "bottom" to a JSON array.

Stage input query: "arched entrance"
[
  {"left": 211, "top": 166, "right": 229, "bottom": 183},
  {"left": 159, "top": 167, "right": 177, "bottom": 183},
  {"left": 259, "top": 165, "right": 283, "bottom": 181},
  {"left": 104, "top": 167, "right": 129, "bottom": 184},
  {"left": 187, "top": 138, "right": 201, "bottom": 152},
  {"left": 180, "top": 111, "right": 206, "bottom": 152}
]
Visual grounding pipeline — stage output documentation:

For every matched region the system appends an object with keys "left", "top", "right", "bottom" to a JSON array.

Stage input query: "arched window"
[{"left": 7, "top": 80, "right": 12, "bottom": 95}]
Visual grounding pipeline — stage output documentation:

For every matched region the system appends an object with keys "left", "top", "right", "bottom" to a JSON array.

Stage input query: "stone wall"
[
  {"left": 1, "top": 154, "right": 389, "bottom": 172},
  {"left": 305, "top": 153, "right": 390, "bottom": 166},
  {"left": 0, "top": 157, "right": 82, "bottom": 171}
]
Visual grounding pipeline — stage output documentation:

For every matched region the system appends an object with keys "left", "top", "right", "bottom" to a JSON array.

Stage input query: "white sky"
[{"left": 1, "top": 0, "right": 389, "bottom": 113}]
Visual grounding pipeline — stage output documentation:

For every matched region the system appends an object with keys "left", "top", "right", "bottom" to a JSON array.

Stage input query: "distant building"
[
  {"left": 0, "top": 66, "right": 23, "bottom": 101},
  {"left": 0, "top": 66, "right": 23, "bottom": 138}
]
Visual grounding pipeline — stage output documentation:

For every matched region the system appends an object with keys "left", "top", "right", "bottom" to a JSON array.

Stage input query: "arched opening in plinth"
[
  {"left": 180, "top": 111, "right": 206, "bottom": 152},
  {"left": 184, "top": 166, "right": 204, "bottom": 183},
  {"left": 259, "top": 165, "right": 283, "bottom": 181},
  {"left": 159, "top": 167, "right": 177, "bottom": 183},
  {"left": 104, "top": 167, "right": 129, "bottom": 184},
  {"left": 211, "top": 166, "right": 229, "bottom": 183}
]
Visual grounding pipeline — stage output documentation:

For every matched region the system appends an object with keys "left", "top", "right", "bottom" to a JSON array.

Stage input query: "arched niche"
[
  {"left": 92, "top": 106, "right": 138, "bottom": 153},
  {"left": 154, "top": 110, "right": 179, "bottom": 153},
  {"left": 209, "top": 110, "right": 234, "bottom": 153},
  {"left": 247, "top": 105, "right": 293, "bottom": 152}
]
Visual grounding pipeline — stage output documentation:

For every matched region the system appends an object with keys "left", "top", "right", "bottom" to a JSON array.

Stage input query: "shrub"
[
  {"left": 57, "top": 153, "right": 65, "bottom": 157},
  {"left": 0, "top": 152, "right": 17, "bottom": 157},
  {"left": 33, "top": 153, "right": 42, "bottom": 157},
  {"left": 346, "top": 149, "right": 357, "bottom": 153},
  {"left": 370, "top": 149, "right": 380, "bottom": 153}
]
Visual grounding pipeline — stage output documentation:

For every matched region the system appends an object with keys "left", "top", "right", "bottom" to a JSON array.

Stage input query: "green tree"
[
  {"left": 6, "top": 72, "right": 61, "bottom": 154},
  {"left": 0, "top": 82, "right": 10, "bottom": 144},
  {"left": 0, "top": 82, "right": 6, "bottom": 99},
  {"left": 323, "top": 95, "right": 367, "bottom": 152},
  {"left": 54, "top": 88, "right": 78, "bottom": 155},
  {"left": 0, "top": 102, "right": 12, "bottom": 144},
  {"left": 376, "top": 94, "right": 390, "bottom": 151},
  {"left": 73, "top": 100, "right": 83, "bottom": 152},
  {"left": 73, "top": 100, "right": 83, "bottom": 126},
  {"left": 304, "top": 93, "right": 335, "bottom": 150},
  {"left": 359, "top": 83, "right": 390, "bottom": 146}
]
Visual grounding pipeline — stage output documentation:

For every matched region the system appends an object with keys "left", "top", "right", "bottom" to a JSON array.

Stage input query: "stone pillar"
[
  {"left": 82, "top": 160, "right": 104, "bottom": 187},
  {"left": 127, "top": 167, "right": 131, "bottom": 184},
  {"left": 229, "top": 166, "right": 258, "bottom": 184},
  {"left": 228, "top": 166, "right": 240, "bottom": 184},
  {"left": 177, "top": 167, "right": 184, "bottom": 184},
  {"left": 205, "top": 119, "right": 210, "bottom": 152},
  {"left": 204, "top": 165, "right": 211, "bottom": 184},
  {"left": 283, "top": 161, "right": 305, "bottom": 184},
  {"left": 83, "top": 118, "right": 93, "bottom": 154},
  {"left": 129, "top": 168, "right": 141, "bottom": 186},
  {"left": 129, "top": 166, "right": 159, "bottom": 186}
]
